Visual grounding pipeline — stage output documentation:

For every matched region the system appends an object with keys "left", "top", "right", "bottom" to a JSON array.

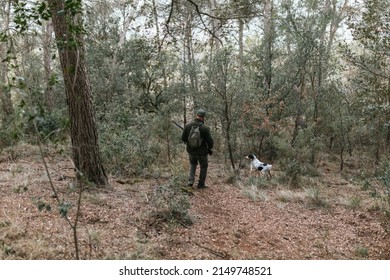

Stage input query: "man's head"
[{"left": 196, "top": 109, "right": 206, "bottom": 118}]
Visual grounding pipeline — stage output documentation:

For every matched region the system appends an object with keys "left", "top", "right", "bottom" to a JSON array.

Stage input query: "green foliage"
[
  {"left": 0, "top": 105, "right": 26, "bottom": 153},
  {"left": 0, "top": 124, "right": 20, "bottom": 151},
  {"left": 85, "top": 30, "right": 182, "bottom": 175},
  {"left": 247, "top": 176, "right": 269, "bottom": 189},
  {"left": 347, "top": 195, "right": 363, "bottom": 210},
  {"left": 99, "top": 113, "right": 164, "bottom": 176},
  {"left": 304, "top": 186, "right": 329, "bottom": 209},
  {"left": 0, "top": 221, "right": 11, "bottom": 228},
  {"left": 33, "top": 110, "right": 69, "bottom": 142},
  {"left": 354, "top": 245, "right": 369, "bottom": 259},
  {"left": 13, "top": 185, "right": 28, "bottom": 194},
  {"left": 242, "top": 184, "right": 268, "bottom": 202},
  {"left": 378, "top": 161, "right": 390, "bottom": 193},
  {"left": 0, "top": 31, "right": 8, "bottom": 42},
  {"left": 343, "top": 0, "right": 390, "bottom": 160},
  {"left": 0, "top": 104, "right": 68, "bottom": 151},
  {"left": 34, "top": 197, "right": 74, "bottom": 219},
  {"left": 34, "top": 198, "right": 52, "bottom": 212},
  {"left": 273, "top": 127, "right": 322, "bottom": 187},
  {"left": 348, "top": 0, "right": 389, "bottom": 51},
  {"left": 147, "top": 170, "right": 193, "bottom": 227},
  {"left": 377, "top": 161, "right": 390, "bottom": 218},
  {"left": 58, "top": 202, "right": 72, "bottom": 218},
  {"left": 18, "top": 99, "right": 69, "bottom": 143},
  {"left": 13, "top": 0, "right": 51, "bottom": 32}
]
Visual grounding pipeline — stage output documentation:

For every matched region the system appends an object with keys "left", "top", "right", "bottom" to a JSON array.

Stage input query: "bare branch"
[{"left": 185, "top": 0, "right": 222, "bottom": 45}]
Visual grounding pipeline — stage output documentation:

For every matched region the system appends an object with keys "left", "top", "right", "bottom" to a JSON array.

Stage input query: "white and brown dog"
[{"left": 245, "top": 154, "right": 272, "bottom": 178}]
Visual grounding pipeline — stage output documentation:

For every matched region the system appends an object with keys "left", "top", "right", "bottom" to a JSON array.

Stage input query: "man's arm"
[
  {"left": 181, "top": 125, "right": 188, "bottom": 143},
  {"left": 203, "top": 126, "right": 214, "bottom": 150}
]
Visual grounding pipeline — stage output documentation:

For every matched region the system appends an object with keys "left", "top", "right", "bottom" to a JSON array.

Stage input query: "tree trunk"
[
  {"left": 209, "top": 0, "right": 221, "bottom": 58},
  {"left": 48, "top": 0, "right": 107, "bottom": 186},
  {"left": 42, "top": 20, "right": 54, "bottom": 112},
  {"left": 0, "top": 0, "right": 14, "bottom": 124},
  {"left": 185, "top": 12, "right": 199, "bottom": 109},
  {"left": 263, "top": 0, "right": 274, "bottom": 104},
  {"left": 238, "top": 18, "right": 244, "bottom": 75}
]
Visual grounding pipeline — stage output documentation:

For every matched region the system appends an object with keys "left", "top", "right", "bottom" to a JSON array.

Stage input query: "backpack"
[{"left": 188, "top": 123, "right": 203, "bottom": 148}]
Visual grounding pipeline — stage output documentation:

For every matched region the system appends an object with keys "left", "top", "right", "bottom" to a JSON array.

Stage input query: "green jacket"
[{"left": 181, "top": 119, "right": 214, "bottom": 155}]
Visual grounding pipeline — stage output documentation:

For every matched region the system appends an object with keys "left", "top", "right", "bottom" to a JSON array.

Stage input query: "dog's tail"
[{"left": 264, "top": 164, "right": 272, "bottom": 170}]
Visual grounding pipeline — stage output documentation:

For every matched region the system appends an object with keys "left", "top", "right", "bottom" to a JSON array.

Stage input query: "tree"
[
  {"left": 47, "top": 0, "right": 107, "bottom": 185},
  {"left": 345, "top": 0, "right": 390, "bottom": 162},
  {"left": 0, "top": 0, "right": 15, "bottom": 124},
  {"left": 208, "top": 48, "right": 240, "bottom": 170},
  {"left": 262, "top": 0, "right": 274, "bottom": 104}
]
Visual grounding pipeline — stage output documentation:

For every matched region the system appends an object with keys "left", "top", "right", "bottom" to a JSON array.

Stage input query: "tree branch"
[{"left": 185, "top": 0, "right": 223, "bottom": 45}]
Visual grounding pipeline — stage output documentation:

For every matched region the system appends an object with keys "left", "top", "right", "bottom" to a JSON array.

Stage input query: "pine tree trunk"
[
  {"left": 0, "top": 0, "right": 14, "bottom": 124},
  {"left": 48, "top": 0, "right": 107, "bottom": 186},
  {"left": 42, "top": 20, "right": 54, "bottom": 112},
  {"left": 263, "top": 0, "right": 274, "bottom": 102}
]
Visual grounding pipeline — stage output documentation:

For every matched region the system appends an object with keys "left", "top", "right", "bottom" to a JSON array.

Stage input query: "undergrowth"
[{"left": 146, "top": 165, "right": 193, "bottom": 228}]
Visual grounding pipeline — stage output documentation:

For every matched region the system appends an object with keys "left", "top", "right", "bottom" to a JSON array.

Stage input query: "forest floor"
[{"left": 0, "top": 144, "right": 389, "bottom": 260}]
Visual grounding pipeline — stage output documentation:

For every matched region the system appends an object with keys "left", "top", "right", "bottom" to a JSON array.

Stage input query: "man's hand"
[{"left": 208, "top": 148, "right": 213, "bottom": 155}]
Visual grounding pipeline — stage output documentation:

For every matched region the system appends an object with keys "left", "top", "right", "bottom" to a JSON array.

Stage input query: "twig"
[
  {"left": 127, "top": 220, "right": 150, "bottom": 238},
  {"left": 177, "top": 220, "right": 190, "bottom": 228},
  {"left": 185, "top": 0, "right": 223, "bottom": 45},
  {"left": 194, "top": 242, "right": 229, "bottom": 259},
  {"left": 34, "top": 121, "right": 84, "bottom": 260}
]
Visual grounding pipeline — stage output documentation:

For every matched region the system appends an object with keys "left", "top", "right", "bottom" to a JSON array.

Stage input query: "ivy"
[
  {"left": 58, "top": 202, "right": 72, "bottom": 218},
  {"left": 11, "top": 0, "right": 85, "bottom": 35},
  {"left": 13, "top": 1, "right": 51, "bottom": 32}
]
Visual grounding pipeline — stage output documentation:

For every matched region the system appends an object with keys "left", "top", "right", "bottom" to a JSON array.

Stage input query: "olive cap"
[{"left": 196, "top": 109, "right": 206, "bottom": 117}]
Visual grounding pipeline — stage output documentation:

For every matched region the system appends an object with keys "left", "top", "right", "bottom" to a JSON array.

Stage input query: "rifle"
[{"left": 171, "top": 119, "right": 184, "bottom": 130}]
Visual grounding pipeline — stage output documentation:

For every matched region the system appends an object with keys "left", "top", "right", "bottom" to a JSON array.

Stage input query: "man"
[{"left": 181, "top": 109, "right": 214, "bottom": 189}]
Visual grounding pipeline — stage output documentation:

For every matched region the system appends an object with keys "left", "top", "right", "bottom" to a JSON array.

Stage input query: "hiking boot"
[{"left": 197, "top": 185, "right": 208, "bottom": 189}]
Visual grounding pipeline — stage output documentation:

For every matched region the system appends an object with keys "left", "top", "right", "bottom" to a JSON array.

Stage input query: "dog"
[{"left": 245, "top": 154, "right": 272, "bottom": 178}]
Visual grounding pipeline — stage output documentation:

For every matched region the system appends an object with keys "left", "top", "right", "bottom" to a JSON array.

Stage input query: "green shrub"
[
  {"left": 34, "top": 110, "right": 69, "bottom": 141},
  {"left": 347, "top": 195, "right": 363, "bottom": 210},
  {"left": 147, "top": 171, "right": 193, "bottom": 227},
  {"left": 376, "top": 160, "right": 390, "bottom": 231},
  {"left": 273, "top": 127, "right": 323, "bottom": 188},
  {"left": 242, "top": 184, "right": 268, "bottom": 201},
  {"left": 100, "top": 128, "right": 161, "bottom": 176},
  {"left": 305, "top": 186, "right": 329, "bottom": 208},
  {"left": 354, "top": 245, "right": 369, "bottom": 258}
]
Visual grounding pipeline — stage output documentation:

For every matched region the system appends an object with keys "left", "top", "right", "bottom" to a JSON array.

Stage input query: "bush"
[
  {"left": 147, "top": 169, "right": 193, "bottom": 227},
  {"left": 33, "top": 110, "right": 69, "bottom": 141},
  {"left": 304, "top": 186, "right": 329, "bottom": 208},
  {"left": 376, "top": 160, "right": 390, "bottom": 231},
  {"left": 98, "top": 108, "right": 183, "bottom": 176},
  {"left": 273, "top": 127, "right": 323, "bottom": 187},
  {"left": 100, "top": 127, "right": 161, "bottom": 176}
]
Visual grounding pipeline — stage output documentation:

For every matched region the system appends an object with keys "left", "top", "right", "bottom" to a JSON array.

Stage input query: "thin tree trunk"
[
  {"left": 0, "top": 0, "right": 14, "bottom": 124},
  {"left": 263, "top": 0, "right": 274, "bottom": 105},
  {"left": 185, "top": 12, "right": 198, "bottom": 108},
  {"left": 209, "top": 0, "right": 221, "bottom": 59},
  {"left": 375, "top": 117, "right": 382, "bottom": 165},
  {"left": 386, "top": 77, "right": 390, "bottom": 150},
  {"left": 42, "top": 20, "right": 54, "bottom": 112},
  {"left": 238, "top": 18, "right": 244, "bottom": 75}
]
